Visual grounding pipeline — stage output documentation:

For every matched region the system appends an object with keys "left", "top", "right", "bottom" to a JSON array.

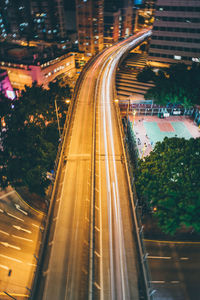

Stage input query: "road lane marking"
[
  {"left": 94, "top": 282, "right": 101, "bottom": 290},
  {"left": 0, "top": 264, "right": 9, "bottom": 270},
  {"left": 0, "top": 208, "right": 4, "bottom": 213},
  {"left": 0, "top": 293, "right": 29, "bottom": 298},
  {"left": 180, "top": 257, "right": 189, "bottom": 260},
  {"left": 13, "top": 225, "right": 31, "bottom": 234},
  {"left": 0, "top": 241, "right": 21, "bottom": 250},
  {"left": 148, "top": 256, "right": 171, "bottom": 259},
  {"left": 94, "top": 251, "right": 101, "bottom": 258},
  {"left": 27, "top": 262, "right": 37, "bottom": 267},
  {"left": 0, "top": 254, "right": 22, "bottom": 263},
  {"left": 171, "top": 281, "right": 180, "bottom": 284},
  {"left": 15, "top": 204, "right": 28, "bottom": 215},
  {"left": 95, "top": 226, "right": 100, "bottom": 232},
  {"left": 0, "top": 191, "right": 15, "bottom": 199},
  {"left": 12, "top": 235, "right": 33, "bottom": 242},
  {"left": 32, "top": 223, "right": 39, "bottom": 228},
  {"left": 7, "top": 212, "right": 24, "bottom": 222},
  {"left": 15, "top": 190, "right": 44, "bottom": 216},
  {"left": 32, "top": 223, "right": 44, "bottom": 230},
  {"left": 151, "top": 281, "right": 165, "bottom": 284},
  {"left": 144, "top": 239, "right": 200, "bottom": 244},
  {"left": 0, "top": 230, "right": 9, "bottom": 236}
]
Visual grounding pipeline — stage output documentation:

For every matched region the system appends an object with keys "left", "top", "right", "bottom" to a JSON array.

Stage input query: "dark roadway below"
[{"left": 145, "top": 240, "right": 200, "bottom": 300}]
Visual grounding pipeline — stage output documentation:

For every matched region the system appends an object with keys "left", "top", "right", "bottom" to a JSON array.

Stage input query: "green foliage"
[
  {"left": 0, "top": 93, "right": 12, "bottom": 118},
  {"left": 138, "top": 63, "right": 200, "bottom": 107},
  {"left": 135, "top": 137, "right": 200, "bottom": 235},
  {"left": 124, "top": 118, "right": 138, "bottom": 168},
  {"left": 137, "top": 66, "right": 156, "bottom": 82},
  {"left": 0, "top": 80, "right": 71, "bottom": 196}
]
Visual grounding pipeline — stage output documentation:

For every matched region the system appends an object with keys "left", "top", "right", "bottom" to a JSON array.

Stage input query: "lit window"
[
  {"left": 174, "top": 55, "right": 181, "bottom": 60},
  {"left": 192, "top": 57, "right": 200, "bottom": 62}
]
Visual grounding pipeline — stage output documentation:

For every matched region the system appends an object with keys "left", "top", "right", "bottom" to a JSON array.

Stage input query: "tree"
[
  {"left": 0, "top": 80, "right": 71, "bottom": 196},
  {"left": 137, "top": 66, "right": 156, "bottom": 82},
  {"left": 135, "top": 137, "right": 200, "bottom": 235},
  {"left": 137, "top": 63, "right": 200, "bottom": 107}
]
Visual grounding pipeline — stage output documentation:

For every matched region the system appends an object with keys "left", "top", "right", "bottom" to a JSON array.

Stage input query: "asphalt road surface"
[
  {"left": 145, "top": 240, "right": 200, "bottom": 300},
  {"left": 33, "top": 29, "right": 152, "bottom": 300},
  {"left": 0, "top": 187, "right": 44, "bottom": 299}
]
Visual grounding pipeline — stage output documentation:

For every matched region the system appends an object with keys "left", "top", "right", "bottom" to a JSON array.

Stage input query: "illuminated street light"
[
  {"left": 55, "top": 98, "right": 71, "bottom": 138},
  {"left": 153, "top": 206, "right": 157, "bottom": 213},
  {"left": 65, "top": 99, "right": 71, "bottom": 104},
  {"left": 1, "top": 117, "right": 6, "bottom": 127}
]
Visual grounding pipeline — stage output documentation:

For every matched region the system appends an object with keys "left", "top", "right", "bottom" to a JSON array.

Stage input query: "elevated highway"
[{"left": 32, "top": 29, "right": 152, "bottom": 300}]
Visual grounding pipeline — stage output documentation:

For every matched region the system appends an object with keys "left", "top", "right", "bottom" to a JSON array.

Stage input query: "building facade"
[
  {"left": 148, "top": 0, "right": 200, "bottom": 66},
  {"left": 0, "top": 53, "right": 75, "bottom": 90},
  {"left": 120, "top": 4, "right": 133, "bottom": 38},
  {"left": 104, "top": 9, "right": 120, "bottom": 47},
  {"left": 0, "top": 0, "right": 67, "bottom": 41},
  {"left": 76, "top": 0, "right": 104, "bottom": 56},
  {"left": 0, "top": 69, "right": 15, "bottom": 99}
]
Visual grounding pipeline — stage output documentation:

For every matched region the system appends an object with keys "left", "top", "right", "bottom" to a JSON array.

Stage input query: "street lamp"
[
  {"left": 54, "top": 99, "right": 61, "bottom": 138},
  {"left": 54, "top": 98, "right": 71, "bottom": 138},
  {"left": 65, "top": 99, "right": 70, "bottom": 104}
]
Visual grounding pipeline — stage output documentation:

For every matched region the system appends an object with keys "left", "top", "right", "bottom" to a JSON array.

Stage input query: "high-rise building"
[
  {"left": 104, "top": 0, "right": 134, "bottom": 40},
  {"left": 0, "top": 0, "right": 67, "bottom": 41},
  {"left": 76, "top": 0, "right": 104, "bottom": 56},
  {"left": 104, "top": 9, "right": 120, "bottom": 47},
  {"left": 104, "top": 0, "right": 120, "bottom": 47},
  {"left": 148, "top": 0, "right": 200, "bottom": 66}
]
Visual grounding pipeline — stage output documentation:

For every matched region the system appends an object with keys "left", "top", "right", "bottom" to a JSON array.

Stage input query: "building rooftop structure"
[{"left": 0, "top": 42, "right": 76, "bottom": 90}]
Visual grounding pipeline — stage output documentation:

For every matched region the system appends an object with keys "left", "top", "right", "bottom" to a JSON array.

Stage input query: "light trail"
[
  {"left": 31, "top": 30, "right": 152, "bottom": 300},
  {"left": 101, "top": 51, "right": 129, "bottom": 300},
  {"left": 98, "top": 30, "right": 151, "bottom": 299}
]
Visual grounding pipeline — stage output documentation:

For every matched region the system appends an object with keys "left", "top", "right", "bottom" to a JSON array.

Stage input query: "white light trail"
[{"left": 99, "top": 31, "right": 151, "bottom": 299}]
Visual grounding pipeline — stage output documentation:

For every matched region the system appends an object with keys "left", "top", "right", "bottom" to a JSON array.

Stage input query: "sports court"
[{"left": 129, "top": 115, "right": 200, "bottom": 158}]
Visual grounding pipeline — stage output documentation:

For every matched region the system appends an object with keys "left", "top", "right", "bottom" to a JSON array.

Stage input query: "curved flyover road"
[{"left": 33, "top": 29, "right": 151, "bottom": 300}]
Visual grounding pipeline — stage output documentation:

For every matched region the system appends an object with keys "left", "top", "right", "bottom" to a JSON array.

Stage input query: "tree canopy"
[
  {"left": 0, "top": 80, "right": 71, "bottom": 196},
  {"left": 137, "top": 63, "right": 200, "bottom": 107},
  {"left": 135, "top": 137, "right": 200, "bottom": 235}
]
